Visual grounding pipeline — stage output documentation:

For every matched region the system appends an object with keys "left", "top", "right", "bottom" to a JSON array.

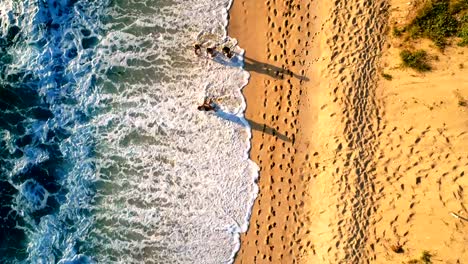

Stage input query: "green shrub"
[
  {"left": 458, "top": 14, "right": 468, "bottom": 46},
  {"left": 406, "top": 0, "right": 459, "bottom": 49},
  {"left": 400, "top": 49, "right": 432, "bottom": 72},
  {"left": 420, "top": 250, "right": 432, "bottom": 264},
  {"left": 406, "top": 250, "right": 433, "bottom": 264},
  {"left": 450, "top": 0, "right": 468, "bottom": 14}
]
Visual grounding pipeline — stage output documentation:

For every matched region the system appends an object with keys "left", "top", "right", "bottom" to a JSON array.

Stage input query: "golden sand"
[{"left": 229, "top": 0, "right": 468, "bottom": 263}]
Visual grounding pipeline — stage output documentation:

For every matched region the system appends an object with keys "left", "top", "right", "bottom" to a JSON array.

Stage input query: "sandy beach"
[{"left": 229, "top": 0, "right": 468, "bottom": 263}]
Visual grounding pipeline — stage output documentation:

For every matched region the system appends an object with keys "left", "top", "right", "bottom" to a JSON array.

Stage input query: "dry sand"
[{"left": 229, "top": 0, "right": 468, "bottom": 263}]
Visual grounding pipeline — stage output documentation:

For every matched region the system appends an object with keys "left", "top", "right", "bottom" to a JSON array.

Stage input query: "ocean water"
[{"left": 0, "top": 0, "right": 258, "bottom": 263}]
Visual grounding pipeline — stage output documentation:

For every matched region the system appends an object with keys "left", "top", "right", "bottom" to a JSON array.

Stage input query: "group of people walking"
[
  {"left": 195, "top": 41, "right": 235, "bottom": 112},
  {"left": 194, "top": 43, "right": 234, "bottom": 59}
]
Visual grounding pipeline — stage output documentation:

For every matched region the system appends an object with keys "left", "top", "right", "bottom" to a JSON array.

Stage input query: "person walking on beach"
[
  {"left": 197, "top": 97, "right": 217, "bottom": 112},
  {"left": 222, "top": 46, "right": 233, "bottom": 59},
  {"left": 206, "top": 47, "right": 216, "bottom": 58},
  {"left": 194, "top": 44, "right": 202, "bottom": 56}
]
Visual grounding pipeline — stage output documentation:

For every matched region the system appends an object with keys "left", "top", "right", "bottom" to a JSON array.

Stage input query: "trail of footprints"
[
  {"left": 238, "top": 0, "right": 467, "bottom": 263},
  {"left": 311, "top": 0, "right": 389, "bottom": 262},
  {"left": 239, "top": 0, "right": 391, "bottom": 262},
  {"left": 237, "top": 0, "right": 318, "bottom": 263},
  {"left": 316, "top": 0, "right": 468, "bottom": 263},
  {"left": 372, "top": 124, "right": 468, "bottom": 263}
]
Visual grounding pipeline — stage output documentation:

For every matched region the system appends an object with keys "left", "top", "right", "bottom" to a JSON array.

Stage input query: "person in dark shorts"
[
  {"left": 206, "top": 47, "right": 216, "bottom": 58},
  {"left": 222, "top": 46, "right": 233, "bottom": 59},
  {"left": 197, "top": 98, "right": 217, "bottom": 112},
  {"left": 194, "top": 44, "right": 202, "bottom": 56}
]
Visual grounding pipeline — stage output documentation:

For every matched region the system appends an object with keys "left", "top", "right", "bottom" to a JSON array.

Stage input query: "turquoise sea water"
[{"left": 0, "top": 0, "right": 257, "bottom": 263}]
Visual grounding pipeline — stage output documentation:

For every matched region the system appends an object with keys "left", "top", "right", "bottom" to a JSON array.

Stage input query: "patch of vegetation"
[
  {"left": 395, "top": 0, "right": 468, "bottom": 48},
  {"left": 450, "top": 0, "right": 468, "bottom": 14},
  {"left": 406, "top": 0, "right": 459, "bottom": 48},
  {"left": 458, "top": 14, "right": 468, "bottom": 46},
  {"left": 406, "top": 250, "right": 433, "bottom": 264},
  {"left": 421, "top": 251, "right": 432, "bottom": 263},
  {"left": 400, "top": 49, "right": 432, "bottom": 72}
]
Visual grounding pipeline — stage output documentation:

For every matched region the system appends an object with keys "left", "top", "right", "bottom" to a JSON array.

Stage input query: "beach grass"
[
  {"left": 407, "top": 250, "right": 433, "bottom": 264},
  {"left": 394, "top": 0, "right": 468, "bottom": 48},
  {"left": 400, "top": 49, "right": 432, "bottom": 72},
  {"left": 458, "top": 13, "right": 468, "bottom": 46},
  {"left": 406, "top": 0, "right": 458, "bottom": 48}
]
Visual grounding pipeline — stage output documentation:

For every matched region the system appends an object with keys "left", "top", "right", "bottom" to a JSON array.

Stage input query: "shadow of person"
[
  {"left": 243, "top": 56, "right": 309, "bottom": 81},
  {"left": 215, "top": 110, "right": 291, "bottom": 142},
  {"left": 211, "top": 53, "right": 309, "bottom": 82}
]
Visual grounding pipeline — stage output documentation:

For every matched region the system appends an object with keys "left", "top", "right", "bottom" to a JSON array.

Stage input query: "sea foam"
[
  {"left": 87, "top": 0, "right": 258, "bottom": 262},
  {"left": 1, "top": 0, "right": 257, "bottom": 263}
]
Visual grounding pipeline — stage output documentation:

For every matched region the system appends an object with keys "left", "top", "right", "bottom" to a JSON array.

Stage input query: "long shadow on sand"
[
  {"left": 243, "top": 56, "right": 309, "bottom": 81},
  {"left": 212, "top": 54, "right": 308, "bottom": 81},
  {"left": 216, "top": 110, "right": 291, "bottom": 142}
]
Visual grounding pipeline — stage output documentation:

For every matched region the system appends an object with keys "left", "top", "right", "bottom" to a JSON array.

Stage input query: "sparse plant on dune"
[
  {"left": 382, "top": 72, "right": 394, "bottom": 80},
  {"left": 458, "top": 14, "right": 468, "bottom": 46},
  {"left": 392, "top": 0, "right": 468, "bottom": 48},
  {"left": 400, "top": 49, "right": 432, "bottom": 72},
  {"left": 406, "top": 250, "right": 433, "bottom": 264},
  {"left": 407, "top": 0, "right": 458, "bottom": 49},
  {"left": 420, "top": 250, "right": 432, "bottom": 263}
]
